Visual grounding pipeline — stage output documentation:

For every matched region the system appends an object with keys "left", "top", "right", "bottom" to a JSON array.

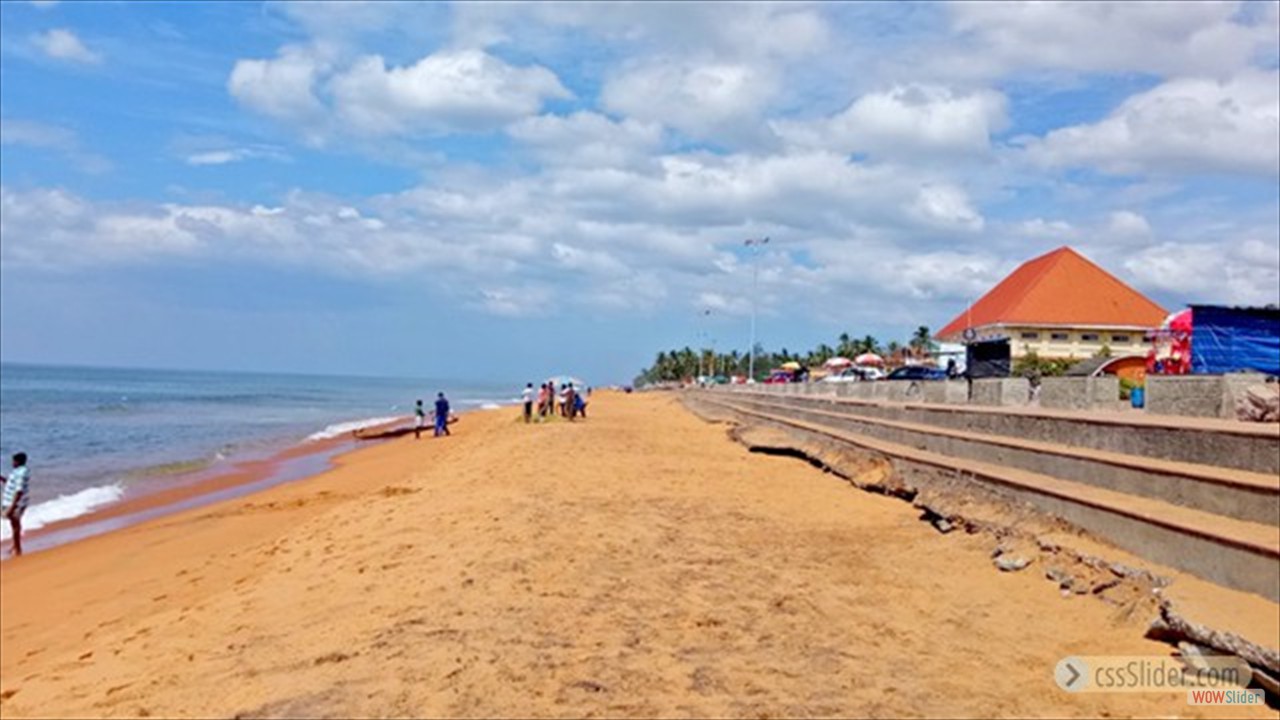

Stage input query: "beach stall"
[
  {"left": 1146, "top": 309, "right": 1192, "bottom": 375},
  {"left": 853, "top": 352, "right": 885, "bottom": 367},
  {"left": 1188, "top": 305, "right": 1280, "bottom": 376}
]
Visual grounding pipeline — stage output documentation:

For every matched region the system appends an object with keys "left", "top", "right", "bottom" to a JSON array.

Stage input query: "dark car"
[{"left": 886, "top": 366, "right": 948, "bottom": 381}]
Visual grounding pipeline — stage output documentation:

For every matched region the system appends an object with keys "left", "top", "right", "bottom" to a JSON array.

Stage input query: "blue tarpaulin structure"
[{"left": 1190, "top": 305, "right": 1280, "bottom": 376}]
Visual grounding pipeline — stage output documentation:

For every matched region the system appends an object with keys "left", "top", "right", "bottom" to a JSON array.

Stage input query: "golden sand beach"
[{"left": 0, "top": 391, "right": 1273, "bottom": 718}]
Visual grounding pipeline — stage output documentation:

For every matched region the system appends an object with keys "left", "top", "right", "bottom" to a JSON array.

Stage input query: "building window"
[
  {"left": 1020, "top": 331, "right": 1039, "bottom": 340},
  {"left": 1050, "top": 332, "right": 1070, "bottom": 341},
  {"left": 1111, "top": 334, "right": 1130, "bottom": 343},
  {"left": 1081, "top": 333, "right": 1100, "bottom": 342}
]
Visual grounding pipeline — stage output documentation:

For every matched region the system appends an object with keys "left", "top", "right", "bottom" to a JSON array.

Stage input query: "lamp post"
[
  {"left": 744, "top": 237, "right": 769, "bottom": 382},
  {"left": 698, "top": 309, "right": 712, "bottom": 382}
]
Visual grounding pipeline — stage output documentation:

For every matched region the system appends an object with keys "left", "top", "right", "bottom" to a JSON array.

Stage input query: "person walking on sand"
[
  {"left": 521, "top": 382, "right": 534, "bottom": 423},
  {"left": 538, "top": 383, "right": 550, "bottom": 420},
  {"left": 564, "top": 384, "right": 577, "bottom": 422},
  {"left": 433, "top": 392, "right": 451, "bottom": 437},
  {"left": 414, "top": 399, "right": 426, "bottom": 440},
  {"left": 2, "top": 452, "right": 31, "bottom": 557}
]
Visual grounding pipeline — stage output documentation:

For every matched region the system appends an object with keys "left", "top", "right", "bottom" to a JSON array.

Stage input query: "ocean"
[{"left": 0, "top": 363, "right": 518, "bottom": 540}]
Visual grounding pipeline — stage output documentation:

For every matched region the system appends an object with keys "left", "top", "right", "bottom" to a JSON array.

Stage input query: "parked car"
[
  {"left": 822, "top": 366, "right": 885, "bottom": 383},
  {"left": 857, "top": 366, "right": 887, "bottom": 381},
  {"left": 886, "top": 366, "right": 947, "bottom": 381},
  {"left": 763, "top": 370, "right": 794, "bottom": 384}
]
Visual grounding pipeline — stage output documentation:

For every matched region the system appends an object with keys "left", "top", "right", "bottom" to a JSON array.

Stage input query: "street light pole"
[
  {"left": 696, "top": 309, "right": 712, "bottom": 384},
  {"left": 744, "top": 237, "right": 769, "bottom": 382}
]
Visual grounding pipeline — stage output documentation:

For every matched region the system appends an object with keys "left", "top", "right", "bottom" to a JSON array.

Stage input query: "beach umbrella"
[
  {"left": 779, "top": 361, "right": 802, "bottom": 371},
  {"left": 823, "top": 356, "right": 853, "bottom": 368},
  {"left": 547, "top": 374, "right": 586, "bottom": 388},
  {"left": 854, "top": 352, "right": 885, "bottom": 367}
]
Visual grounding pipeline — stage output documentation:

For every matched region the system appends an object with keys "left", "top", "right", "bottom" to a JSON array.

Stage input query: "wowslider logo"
[{"left": 1054, "top": 655, "right": 1253, "bottom": 694}]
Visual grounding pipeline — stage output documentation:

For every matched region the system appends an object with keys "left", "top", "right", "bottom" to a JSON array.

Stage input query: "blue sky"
[{"left": 2, "top": 1, "right": 1277, "bottom": 383}]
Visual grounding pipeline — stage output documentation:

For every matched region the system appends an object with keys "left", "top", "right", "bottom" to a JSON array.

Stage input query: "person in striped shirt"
[{"left": 2, "top": 452, "right": 30, "bottom": 557}]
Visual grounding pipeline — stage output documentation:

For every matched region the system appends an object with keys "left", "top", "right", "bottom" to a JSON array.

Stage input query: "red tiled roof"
[{"left": 936, "top": 246, "right": 1168, "bottom": 340}]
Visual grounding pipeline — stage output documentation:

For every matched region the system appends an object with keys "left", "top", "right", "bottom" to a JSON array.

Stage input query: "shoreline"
[{"left": 4, "top": 415, "right": 420, "bottom": 558}]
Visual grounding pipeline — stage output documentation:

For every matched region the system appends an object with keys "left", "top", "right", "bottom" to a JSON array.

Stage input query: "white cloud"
[
  {"left": 456, "top": 3, "right": 829, "bottom": 61},
  {"left": 0, "top": 117, "right": 111, "bottom": 173},
  {"left": 508, "top": 111, "right": 662, "bottom": 168},
  {"left": 1105, "top": 210, "right": 1153, "bottom": 240},
  {"left": 228, "top": 45, "right": 328, "bottom": 125},
  {"left": 909, "top": 184, "right": 985, "bottom": 232},
  {"left": 1017, "top": 218, "right": 1075, "bottom": 241},
  {"left": 1123, "top": 239, "right": 1280, "bottom": 306},
  {"left": 602, "top": 58, "right": 776, "bottom": 144},
  {"left": 33, "top": 28, "right": 101, "bottom": 64},
  {"left": 184, "top": 146, "right": 290, "bottom": 166},
  {"left": 697, "top": 291, "right": 751, "bottom": 317},
  {"left": 30, "top": 0, "right": 59, "bottom": 8},
  {"left": 774, "top": 84, "right": 1008, "bottom": 159},
  {"left": 329, "top": 49, "right": 570, "bottom": 136},
  {"left": 476, "top": 285, "right": 553, "bottom": 317},
  {"left": 946, "top": 1, "right": 1279, "bottom": 78},
  {"left": 1024, "top": 71, "right": 1280, "bottom": 177}
]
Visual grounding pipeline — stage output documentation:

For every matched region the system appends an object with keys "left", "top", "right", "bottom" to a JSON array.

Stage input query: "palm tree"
[
  {"left": 814, "top": 343, "right": 835, "bottom": 364},
  {"left": 837, "top": 332, "right": 853, "bottom": 358},
  {"left": 909, "top": 325, "right": 935, "bottom": 355}
]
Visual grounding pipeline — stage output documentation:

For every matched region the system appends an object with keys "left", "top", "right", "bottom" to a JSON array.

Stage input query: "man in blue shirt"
[{"left": 433, "top": 392, "right": 451, "bottom": 437}]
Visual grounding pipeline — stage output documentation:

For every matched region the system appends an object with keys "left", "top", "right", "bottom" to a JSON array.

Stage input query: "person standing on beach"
[
  {"left": 2, "top": 452, "right": 31, "bottom": 557},
  {"left": 433, "top": 392, "right": 451, "bottom": 437},
  {"left": 521, "top": 383, "right": 534, "bottom": 423},
  {"left": 564, "top": 384, "right": 577, "bottom": 423},
  {"left": 414, "top": 399, "right": 426, "bottom": 440},
  {"left": 537, "top": 383, "right": 550, "bottom": 420}
]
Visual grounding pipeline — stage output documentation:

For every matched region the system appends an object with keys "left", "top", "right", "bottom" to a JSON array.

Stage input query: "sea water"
[{"left": 0, "top": 363, "right": 518, "bottom": 539}]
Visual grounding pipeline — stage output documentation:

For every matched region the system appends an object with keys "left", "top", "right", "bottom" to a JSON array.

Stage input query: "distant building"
[{"left": 936, "top": 246, "right": 1167, "bottom": 360}]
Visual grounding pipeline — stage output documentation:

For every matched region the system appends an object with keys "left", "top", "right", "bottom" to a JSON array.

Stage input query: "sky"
[{"left": 1, "top": 1, "right": 1278, "bottom": 384}]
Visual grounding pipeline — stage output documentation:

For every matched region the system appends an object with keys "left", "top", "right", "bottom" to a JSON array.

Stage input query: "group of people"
[
  {"left": 521, "top": 382, "right": 588, "bottom": 423},
  {"left": 413, "top": 392, "right": 452, "bottom": 439}
]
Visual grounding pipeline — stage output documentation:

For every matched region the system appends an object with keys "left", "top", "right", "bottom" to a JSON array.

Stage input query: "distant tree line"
[{"left": 635, "top": 326, "right": 936, "bottom": 385}]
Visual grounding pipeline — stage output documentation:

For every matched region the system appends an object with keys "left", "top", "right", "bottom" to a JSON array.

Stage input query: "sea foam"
[
  {"left": 0, "top": 483, "right": 125, "bottom": 540},
  {"left": 305, "top": 416, "right": 404, "bottom": 442}
]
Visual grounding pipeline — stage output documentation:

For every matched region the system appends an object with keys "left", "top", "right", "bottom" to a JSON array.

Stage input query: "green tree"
[
  {"left": 837, "top": 332, "right": 854, "bottom": 358},
  {"left": 909, "top": 325, "right": 936, "bottom": 355}
]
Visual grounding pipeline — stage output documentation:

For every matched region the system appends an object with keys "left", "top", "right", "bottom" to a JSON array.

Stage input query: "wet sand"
[
  {"left": 0, "top": 392, "right": 1273, "bottom": 718},
  {"left": 10, "top": 429, "right": 370, "bottom": 555}
]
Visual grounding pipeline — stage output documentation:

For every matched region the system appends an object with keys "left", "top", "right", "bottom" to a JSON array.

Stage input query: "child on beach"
[
  {"left": 433, "top": 392, "right": 451, "bottom": 437},
  {"left": 2, "top": 452, "right": 31, "bottom": 557},
  {"left": 415, "top": 399, "right": 426, "bottom": 440}
]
